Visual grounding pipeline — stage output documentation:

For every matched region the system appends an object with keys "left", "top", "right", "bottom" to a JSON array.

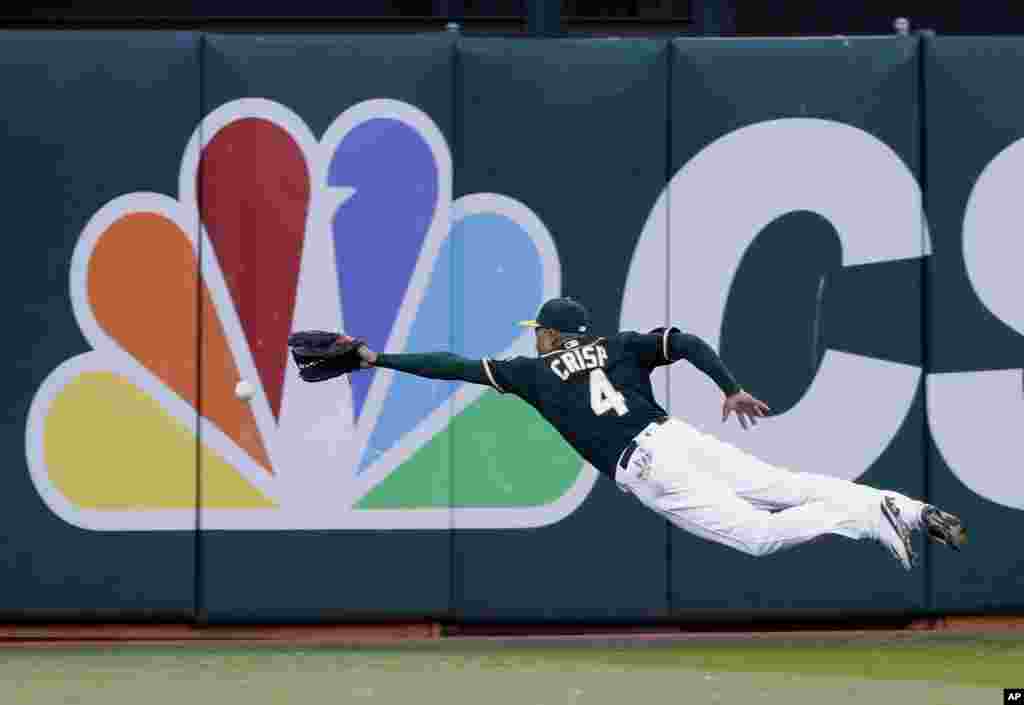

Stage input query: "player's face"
[{"left": 535, "top": 328, "right": 559, "bottom": 355}]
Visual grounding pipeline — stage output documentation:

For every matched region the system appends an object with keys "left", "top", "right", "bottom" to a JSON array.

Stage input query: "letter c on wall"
[{"left": 623, "top": 119, "right": 925, "bottom": 480}]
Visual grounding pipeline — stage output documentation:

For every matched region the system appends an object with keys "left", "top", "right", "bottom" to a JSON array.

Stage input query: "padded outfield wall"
[{"left": 2, "top": 32, "right": 1021, "bottom": 622}]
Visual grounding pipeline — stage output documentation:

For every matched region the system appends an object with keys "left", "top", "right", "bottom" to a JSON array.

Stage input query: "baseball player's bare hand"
[{"left": 722, "top": 390, "right": 770, "bottom": 430}]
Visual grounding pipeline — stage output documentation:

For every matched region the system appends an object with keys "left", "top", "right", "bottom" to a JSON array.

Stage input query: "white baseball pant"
[{"left": 614, "top": 417, "right": 920, "bottom": 556}]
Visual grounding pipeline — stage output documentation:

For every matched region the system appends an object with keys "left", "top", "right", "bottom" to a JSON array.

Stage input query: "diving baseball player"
[{"left": 288, "top": 297, "right": 966, "bottom": 570}]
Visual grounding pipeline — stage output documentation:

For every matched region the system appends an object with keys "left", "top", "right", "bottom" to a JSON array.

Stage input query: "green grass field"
[{"left": 2, "top": 632, "right": 1019, "bottom": 704}]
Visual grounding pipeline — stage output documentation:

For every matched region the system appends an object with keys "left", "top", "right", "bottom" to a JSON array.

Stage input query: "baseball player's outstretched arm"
[{"left": 358, "top": 348, "right": 490, "bottom": 386}]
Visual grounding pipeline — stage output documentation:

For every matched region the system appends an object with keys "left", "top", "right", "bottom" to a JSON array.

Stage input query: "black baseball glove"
[{"left": 287, "top": 330, "right": 367, "bottom": 382}]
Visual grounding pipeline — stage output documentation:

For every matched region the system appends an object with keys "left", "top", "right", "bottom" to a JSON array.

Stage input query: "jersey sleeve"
[
  {"left": 620, "top": 329, "right": 676, "bottom": 368},
  {"left": 481, "top": 356, "right": 536, "bottom": 397}
]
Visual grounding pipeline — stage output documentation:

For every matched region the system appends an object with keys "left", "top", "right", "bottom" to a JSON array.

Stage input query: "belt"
[{"left": 618, "top": 415, "right": 669, "bottom": 470}]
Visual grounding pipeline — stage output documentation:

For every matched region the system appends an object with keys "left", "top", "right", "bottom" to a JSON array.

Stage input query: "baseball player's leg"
[
  {"left": 658, "top": 488, "right": 877, "bottom": 557},
  {"left": 697, "top": 428, "right": 965, "bottom": 550},
  {"left": 618, "top": 441, "right": 893, "bottom": 559},
  {"left": 665, "top": 419, "right": 926, "bottom": 529}
]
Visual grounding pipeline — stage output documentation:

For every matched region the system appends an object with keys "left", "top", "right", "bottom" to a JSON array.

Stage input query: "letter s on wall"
[{"left": 928, "top": 139, "right": 1024, "bottom": 511}]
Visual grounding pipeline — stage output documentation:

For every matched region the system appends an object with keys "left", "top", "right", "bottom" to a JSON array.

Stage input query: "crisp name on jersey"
[{"left": 550, "top": 343, "right": 608, "bottom": 381}]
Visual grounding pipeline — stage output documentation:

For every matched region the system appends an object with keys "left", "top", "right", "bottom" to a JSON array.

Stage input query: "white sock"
[{"left": 884, "top": 492, "right": 926, "bottom": 531}]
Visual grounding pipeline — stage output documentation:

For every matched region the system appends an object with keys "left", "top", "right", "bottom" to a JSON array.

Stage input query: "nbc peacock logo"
[{"left": 25, "top": 98, "right": 598, "bottom": 531}]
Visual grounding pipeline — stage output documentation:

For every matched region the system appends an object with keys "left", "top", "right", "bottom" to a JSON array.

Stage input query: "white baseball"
[{"left": 235, "top": 380, "right": 255, "bottom": 401}]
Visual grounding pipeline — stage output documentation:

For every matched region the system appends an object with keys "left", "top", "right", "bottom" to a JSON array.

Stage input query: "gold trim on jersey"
[{"left": 481, "top": 358, "right": 504, "bottom": 393}]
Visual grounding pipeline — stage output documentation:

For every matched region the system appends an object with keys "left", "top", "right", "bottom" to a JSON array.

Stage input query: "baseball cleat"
[
  {"left": 879, "top": 496, "right": 917, "bottom": 571},
  {"left": 922, "top": 505, "right": 967, "bottom": 550}
]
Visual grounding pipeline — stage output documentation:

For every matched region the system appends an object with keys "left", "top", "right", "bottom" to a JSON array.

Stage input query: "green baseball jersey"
[{"left": 482, "top": 332, "right": 672, "bottom": 477}]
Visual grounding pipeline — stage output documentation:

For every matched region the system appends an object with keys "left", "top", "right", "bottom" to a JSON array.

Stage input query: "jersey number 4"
[{"left": 589, "top": 369, "right": 629, "bottom": 416}]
